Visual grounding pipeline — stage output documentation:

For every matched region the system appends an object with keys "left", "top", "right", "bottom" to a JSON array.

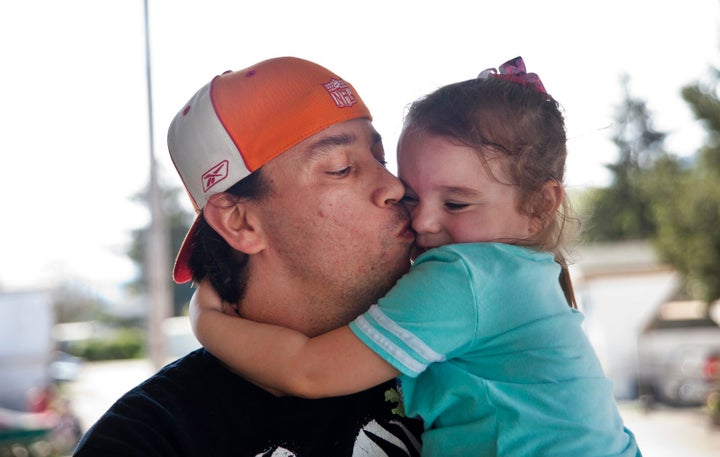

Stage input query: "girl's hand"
[
  {"left": 194, "top": 280, "right": 224, "bottom": 313},
  {"left": 191, "top": 280, "right": 240, "bottom": 315},
  {"left": 189, "top": 280, "right": 230, "bottom": 338}
]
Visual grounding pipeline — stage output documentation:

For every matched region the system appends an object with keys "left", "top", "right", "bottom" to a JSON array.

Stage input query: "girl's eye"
[
  {"left": 445, "top": 202, "right": 469, "bottom": 211},
  {"left": 327, "top": 166, "right": 352, "bottom": 177}
]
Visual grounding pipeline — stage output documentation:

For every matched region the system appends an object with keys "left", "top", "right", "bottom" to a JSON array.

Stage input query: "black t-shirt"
[{"left": 73, "top": 349, "right": 423, "bottom": 456}]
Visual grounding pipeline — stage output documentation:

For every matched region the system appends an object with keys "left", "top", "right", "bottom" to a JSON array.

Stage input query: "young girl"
[{"left": 190, "top": 57, "right": 642, "bottom": 456}]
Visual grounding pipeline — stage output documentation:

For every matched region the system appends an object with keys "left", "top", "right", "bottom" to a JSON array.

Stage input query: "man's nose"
[{"left": 372, "top": 164, "right": 405, "bottom": 207}]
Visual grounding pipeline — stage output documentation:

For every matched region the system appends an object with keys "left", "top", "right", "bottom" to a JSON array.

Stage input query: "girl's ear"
[
  {"left": 203, "top": 193, "right": 265, "bottom": 254},
  {"left": 530, "top": 180, "right": 563, "bottom": 235}
]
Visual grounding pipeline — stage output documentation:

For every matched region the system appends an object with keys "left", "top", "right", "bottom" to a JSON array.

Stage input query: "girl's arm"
[{"left": 189, "top": 282, "right": 400, "bottom": 399}]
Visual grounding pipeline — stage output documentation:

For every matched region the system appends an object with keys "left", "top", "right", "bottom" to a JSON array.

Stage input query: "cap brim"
[{"left": 173, "top": 214, "right": 202, "bottom": 284}]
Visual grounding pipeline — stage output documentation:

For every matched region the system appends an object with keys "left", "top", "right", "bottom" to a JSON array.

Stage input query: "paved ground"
[
  {"left": 619, "top": 402, "right": 720, "bottom": 456},
  {"left": 65, "top": 358, "right": 720, "bottom": 455}
]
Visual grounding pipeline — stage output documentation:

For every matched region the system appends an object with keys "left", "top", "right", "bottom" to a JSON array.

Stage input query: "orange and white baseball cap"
[{"left": 168, "top": 57, "right": 371, "bottom": 284}]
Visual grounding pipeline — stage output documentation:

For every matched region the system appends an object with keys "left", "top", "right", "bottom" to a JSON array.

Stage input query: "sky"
[{"left": 1, "top": 0, "right": 718, "bottom": 300}]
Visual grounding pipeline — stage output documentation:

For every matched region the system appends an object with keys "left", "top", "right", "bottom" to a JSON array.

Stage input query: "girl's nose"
[{"left": 410, "top": 204, "right": 441, "bottom": 235}]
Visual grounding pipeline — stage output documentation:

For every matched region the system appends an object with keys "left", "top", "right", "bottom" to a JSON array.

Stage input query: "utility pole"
[{"left": 143, "top": 0, "right": 172, "bottom": 369}]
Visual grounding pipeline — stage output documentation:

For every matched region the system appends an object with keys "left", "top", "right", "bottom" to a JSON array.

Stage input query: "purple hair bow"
[{"left": 478, "top": 56, "right": 546, "bottom": 94}]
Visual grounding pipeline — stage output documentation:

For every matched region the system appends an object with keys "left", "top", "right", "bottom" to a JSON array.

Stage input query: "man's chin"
[{"left": 410, "top": 244, "right": 427, "bottom": 262}]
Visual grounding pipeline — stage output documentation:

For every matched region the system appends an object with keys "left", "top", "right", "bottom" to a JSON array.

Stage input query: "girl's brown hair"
[{"left": 403, "top": 76, "right": 578, "bottom": 308}]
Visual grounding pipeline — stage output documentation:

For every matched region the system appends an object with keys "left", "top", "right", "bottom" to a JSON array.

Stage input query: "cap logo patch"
[
  {"left": 323, "top": 79, "right": 357, "bottom": 108},
  {"left": 202, "top": 160, "right": 229, "bottom": 192}
]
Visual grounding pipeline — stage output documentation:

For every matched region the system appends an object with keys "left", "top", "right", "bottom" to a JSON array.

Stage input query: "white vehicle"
[{"left": 637, "top": 300, "right": 720, "bottom": 406}]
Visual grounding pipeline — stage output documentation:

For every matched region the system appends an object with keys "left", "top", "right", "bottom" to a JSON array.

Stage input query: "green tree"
[
  {"left": 650, "top": 69, "right": 720, "bottom": 303},
  {"left": 581, "top": 75, "right": 670, "bottom": 241},
  {"left": 127, "top": 183, "right": 195, "bottom": 315}
]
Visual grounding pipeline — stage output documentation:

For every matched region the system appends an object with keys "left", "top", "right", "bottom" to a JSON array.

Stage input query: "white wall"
[
  {"left": 569, "top": 240, "right": 680, "bottom": 398},
  {"left": 576, "top": 270, "right": 679, "bottom": 399},
  {"left": 0, "top": 290, "right": 54, "bottom": 410}
]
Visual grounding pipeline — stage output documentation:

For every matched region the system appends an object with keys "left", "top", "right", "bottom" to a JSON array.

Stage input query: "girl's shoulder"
[
  {"left": 413, "top": 244, "right": 559, "bottom": 286},
  {"left": 417, "top": 242, "right": 553, "bottom": 265}
]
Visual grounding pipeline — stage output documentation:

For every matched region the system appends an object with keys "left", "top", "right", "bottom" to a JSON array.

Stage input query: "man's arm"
[{"left": 190, "top": 283, "right": 400, "bottom": 399}]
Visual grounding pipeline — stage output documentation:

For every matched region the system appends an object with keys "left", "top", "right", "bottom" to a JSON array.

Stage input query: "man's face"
[{"left": 255, "top": 119, "right": 415, "bottom": 334}]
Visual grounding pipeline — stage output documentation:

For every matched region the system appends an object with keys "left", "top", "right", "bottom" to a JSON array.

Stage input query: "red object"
[{"left": 703, "top": 354, "right": 720, "bottom": 380}]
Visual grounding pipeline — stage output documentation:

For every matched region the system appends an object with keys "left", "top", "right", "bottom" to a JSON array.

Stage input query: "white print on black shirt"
[
  {"left": 255, "top": 448, "right": 296, "bottom": 457},
  {"left": 352, "top": 419, "right": 422, "bottom": 456},
  {"left": 253, "top": 419, "right": 421, "bottom": 457}
]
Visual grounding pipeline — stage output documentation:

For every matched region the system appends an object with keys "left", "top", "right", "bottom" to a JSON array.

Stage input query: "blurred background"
[{"left": 2, "top": 0, "right": 720, "bottom": 455}]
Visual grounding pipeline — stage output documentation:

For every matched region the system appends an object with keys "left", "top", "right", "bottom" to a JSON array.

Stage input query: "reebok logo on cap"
[{"left": 202, "top": 160, "right": 229, "bottom": 192}]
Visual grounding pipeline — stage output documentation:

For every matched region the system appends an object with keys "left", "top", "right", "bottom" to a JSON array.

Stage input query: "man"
[{"left": 73, "top": 57, "right": 422, "bottom": 456}]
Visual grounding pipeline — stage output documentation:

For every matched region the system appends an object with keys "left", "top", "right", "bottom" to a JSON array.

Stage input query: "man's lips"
[{"left": 398, "top": 222, "right": 415, "bottom": 241}]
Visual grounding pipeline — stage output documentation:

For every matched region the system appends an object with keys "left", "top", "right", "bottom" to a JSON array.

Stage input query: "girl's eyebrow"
[{"left": 441, "top": 186, "right": 482, "bottom": 198}]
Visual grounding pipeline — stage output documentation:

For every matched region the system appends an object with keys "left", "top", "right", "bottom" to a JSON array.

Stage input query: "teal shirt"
[{"left": 350, "top": 243, "right": 641, "bottom": 456}]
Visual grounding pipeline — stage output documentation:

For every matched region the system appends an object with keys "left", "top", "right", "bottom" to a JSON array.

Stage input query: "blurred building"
[
  {"left": 571, "top": 240, "right": 679, "bottom": 399},
  {"left": 0, "top": 290, "right": 54, "bottom": 411}
]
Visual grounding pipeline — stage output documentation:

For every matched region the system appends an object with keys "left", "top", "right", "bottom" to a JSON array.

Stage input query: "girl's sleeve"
[{"left": 349, "top": 248, "right": 479, "bottom": 377}]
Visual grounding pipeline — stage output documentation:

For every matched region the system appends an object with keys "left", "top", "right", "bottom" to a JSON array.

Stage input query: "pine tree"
[
  {"left": 127, "top": 184, "right": 195, "bottom": 315},
  {"left": 581, "top": 75, "right": 670, "bottom": 241},
  {"left": 651, "top": 69, "right": 720, "bottom": 303}
]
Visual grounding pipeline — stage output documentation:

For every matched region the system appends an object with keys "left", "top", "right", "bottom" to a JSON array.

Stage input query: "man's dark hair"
[{"left": 188, "top": 170, "right": 270, "bottom": 304}]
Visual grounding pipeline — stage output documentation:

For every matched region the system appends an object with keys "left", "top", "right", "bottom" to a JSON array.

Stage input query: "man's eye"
[
  {"left": 327, "top": 166, "right": 352, "bottom": 177},
  {"left": 401, "top": 194, "right": 418, "bottom": 205}
]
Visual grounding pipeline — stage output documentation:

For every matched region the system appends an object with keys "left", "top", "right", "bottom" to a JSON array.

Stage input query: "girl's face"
[{"left": 397, "top": 128, "right": 534, "bottom": 250}]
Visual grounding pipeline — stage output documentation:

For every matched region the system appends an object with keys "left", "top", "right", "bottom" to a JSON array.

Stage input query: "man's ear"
[
  {"left": 530, "top": 180, "right": 563, "bottom": 235},
  {"left": 203, "top": 193, "right": 265, "bottom": 254}
]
